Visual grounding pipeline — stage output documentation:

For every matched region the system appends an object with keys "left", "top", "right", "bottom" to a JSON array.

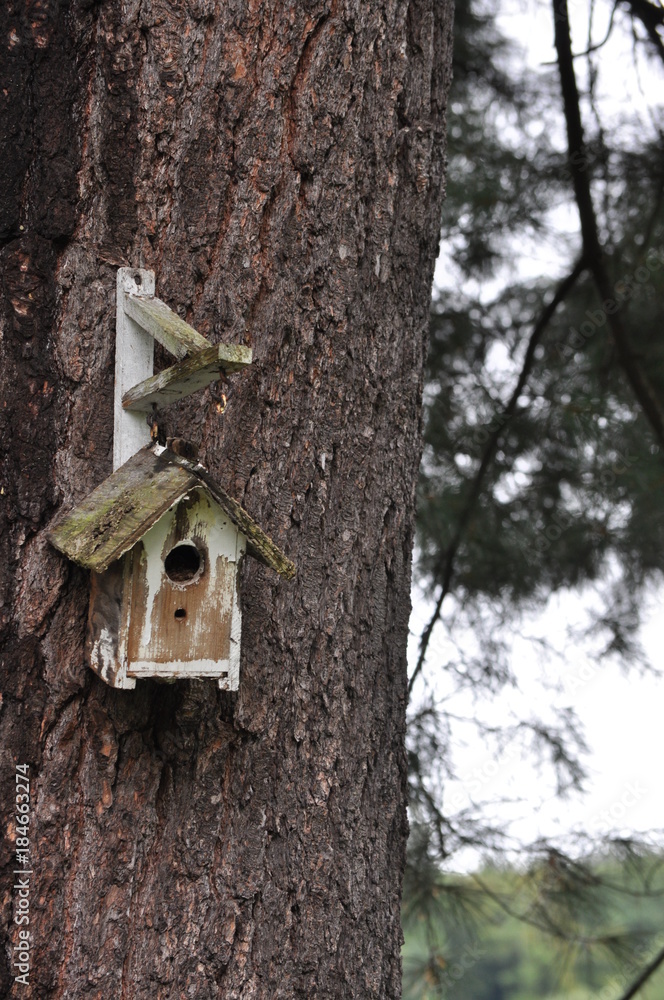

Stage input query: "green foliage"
[
  {"left": 421, "top": 253, "right": 664, "bottom": 616},
  {"left": 402, "top": 845, "right": 664, "bottom": 1000}
]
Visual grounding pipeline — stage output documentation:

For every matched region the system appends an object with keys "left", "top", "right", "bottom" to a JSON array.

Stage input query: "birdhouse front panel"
[{"left": 121, "top": 490, "right": 246, "bottom": 688}]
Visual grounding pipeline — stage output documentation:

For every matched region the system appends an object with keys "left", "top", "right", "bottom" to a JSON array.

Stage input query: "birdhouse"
[
  {"left": 48, "top": 445, "right": 295, "bottom": 689},
  {"left": 47, "top": 266, "right": 294, "bottom": 689}
]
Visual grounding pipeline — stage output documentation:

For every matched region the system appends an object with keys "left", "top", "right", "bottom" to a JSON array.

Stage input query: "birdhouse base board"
[{"left": 127, "top": 661, "right": 237, "bottom": 689}]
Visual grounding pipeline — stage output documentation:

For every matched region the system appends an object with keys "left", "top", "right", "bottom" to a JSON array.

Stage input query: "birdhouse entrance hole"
[{"left": 164, "top": 542, "right": 203, "bottom": 584}]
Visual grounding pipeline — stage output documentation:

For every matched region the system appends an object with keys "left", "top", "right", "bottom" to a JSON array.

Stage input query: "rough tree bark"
[{"left": 0, "top": 1, "right": 453, "bottom": 997}]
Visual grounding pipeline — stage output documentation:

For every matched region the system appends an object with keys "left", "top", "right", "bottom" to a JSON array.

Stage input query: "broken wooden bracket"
[
  {"left": 123, "top": 344, "right": 251, "bottom": 412},
  {"left": 113, "top": 268, "right": 252, "bottom": 469},
  {"left": 123, "top": 292, "right": 213, "bottom": 360}
]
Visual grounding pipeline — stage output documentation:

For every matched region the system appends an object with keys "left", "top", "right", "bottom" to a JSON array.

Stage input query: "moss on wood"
[
  {"left": 122, "top": 344, "right": 252, "bottom": 411},
  {"left": 48, "top": 446, "right": 295, "bottom": 579}
]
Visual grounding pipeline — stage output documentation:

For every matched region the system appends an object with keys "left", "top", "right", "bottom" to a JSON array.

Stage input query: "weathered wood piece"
[
  {"left": 47, "top": 445, "right": 295, "bottom": 579},
  {"left": 113, "top": 269, "right": 155, "bottom": 470},
  {"left": 48, "top": 448, "right": 198, "bottom": 572},
  {"left": 87, "top": 562, "right": 135, "bottom": 689},
  {"left": 125, "top": 293, "right": 214, "bottom": 360},
  {"left": 122, "top": 343, "right": 253, "bottom": 411}
]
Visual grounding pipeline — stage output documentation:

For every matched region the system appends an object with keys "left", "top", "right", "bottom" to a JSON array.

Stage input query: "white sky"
[
  {"left": 418, "top": 0, "right": 664, "bottom": 869},
  {"left": 408, "top": 589, "right": 664, "bottom": 867}
]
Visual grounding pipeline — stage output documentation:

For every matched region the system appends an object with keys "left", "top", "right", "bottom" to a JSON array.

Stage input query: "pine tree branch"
[
  {"left": 619, "top": 0, "right": 664, "bottom": 66},
  {"left": 409, "top": 257, "right": 586, "bottom": 696},
  {"left": 553, "top": 0, "right": 664, "bottom": 450},
  {"left": 615, "top": 940, "right": 664, "bottom": 1000},
  {"left": 467, "top": 870, "right": 623, "bottom": 946},
  {"left": 540, "top": 1, "right": 619, "bottom": 61}
]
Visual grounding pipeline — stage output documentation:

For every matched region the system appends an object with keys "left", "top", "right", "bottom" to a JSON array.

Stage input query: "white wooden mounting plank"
[
  {"left": 114, "top": 268, "right": 155, "bottom": 470},
  {"left": 225, "top": 530, "right": 246, "bottom": 690},
  {"left": 122, "top": 344, "right": 253, "bottom": 412},
  {"left": 124, "top": 294, "right": 212, "bottom": 360}
]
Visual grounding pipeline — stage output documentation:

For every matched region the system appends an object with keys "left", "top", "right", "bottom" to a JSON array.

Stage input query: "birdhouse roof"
[{"left": 47, "top": 446, "right": 295, "bottom": 579}]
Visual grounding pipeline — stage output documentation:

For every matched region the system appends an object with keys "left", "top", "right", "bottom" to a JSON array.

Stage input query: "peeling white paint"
[
  {"left": 124, "top": 489, "right": 245, "bottom": 690},
  {"left": 140, "top": 513, "right": 172, "bottom": 648},
  {"left": 92, "top": 632, "right": 136, "bottom": 690}
]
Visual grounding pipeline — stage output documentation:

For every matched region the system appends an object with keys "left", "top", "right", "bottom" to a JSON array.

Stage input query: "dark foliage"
[{"left": 405, "top": 0, "right": 664, "bottom": 994}]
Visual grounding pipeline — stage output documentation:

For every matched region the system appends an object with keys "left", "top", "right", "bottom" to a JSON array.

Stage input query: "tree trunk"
[{"left": 0, "top": 1, "right": 453, "bottom": 996}]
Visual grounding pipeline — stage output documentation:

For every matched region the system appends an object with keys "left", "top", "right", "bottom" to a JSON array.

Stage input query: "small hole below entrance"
[
  {"left": 165, "top": 543, "right": 202, "bottom": 583},
  {"left": 174, "top": 608, "right": 187, "bottom": 620}
]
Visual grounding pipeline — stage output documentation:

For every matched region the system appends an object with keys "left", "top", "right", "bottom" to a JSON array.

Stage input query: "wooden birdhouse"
[
  {"left": 48, "top": 446, "right": 294, "bottom": 689},
  {"left": 47, "top": 267, "right": 294, "bottom": 689}
]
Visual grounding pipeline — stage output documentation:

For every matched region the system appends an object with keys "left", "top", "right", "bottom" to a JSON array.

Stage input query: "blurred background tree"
[{"left": 404, "top": 0, "right": 664, "bottom": 995}]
